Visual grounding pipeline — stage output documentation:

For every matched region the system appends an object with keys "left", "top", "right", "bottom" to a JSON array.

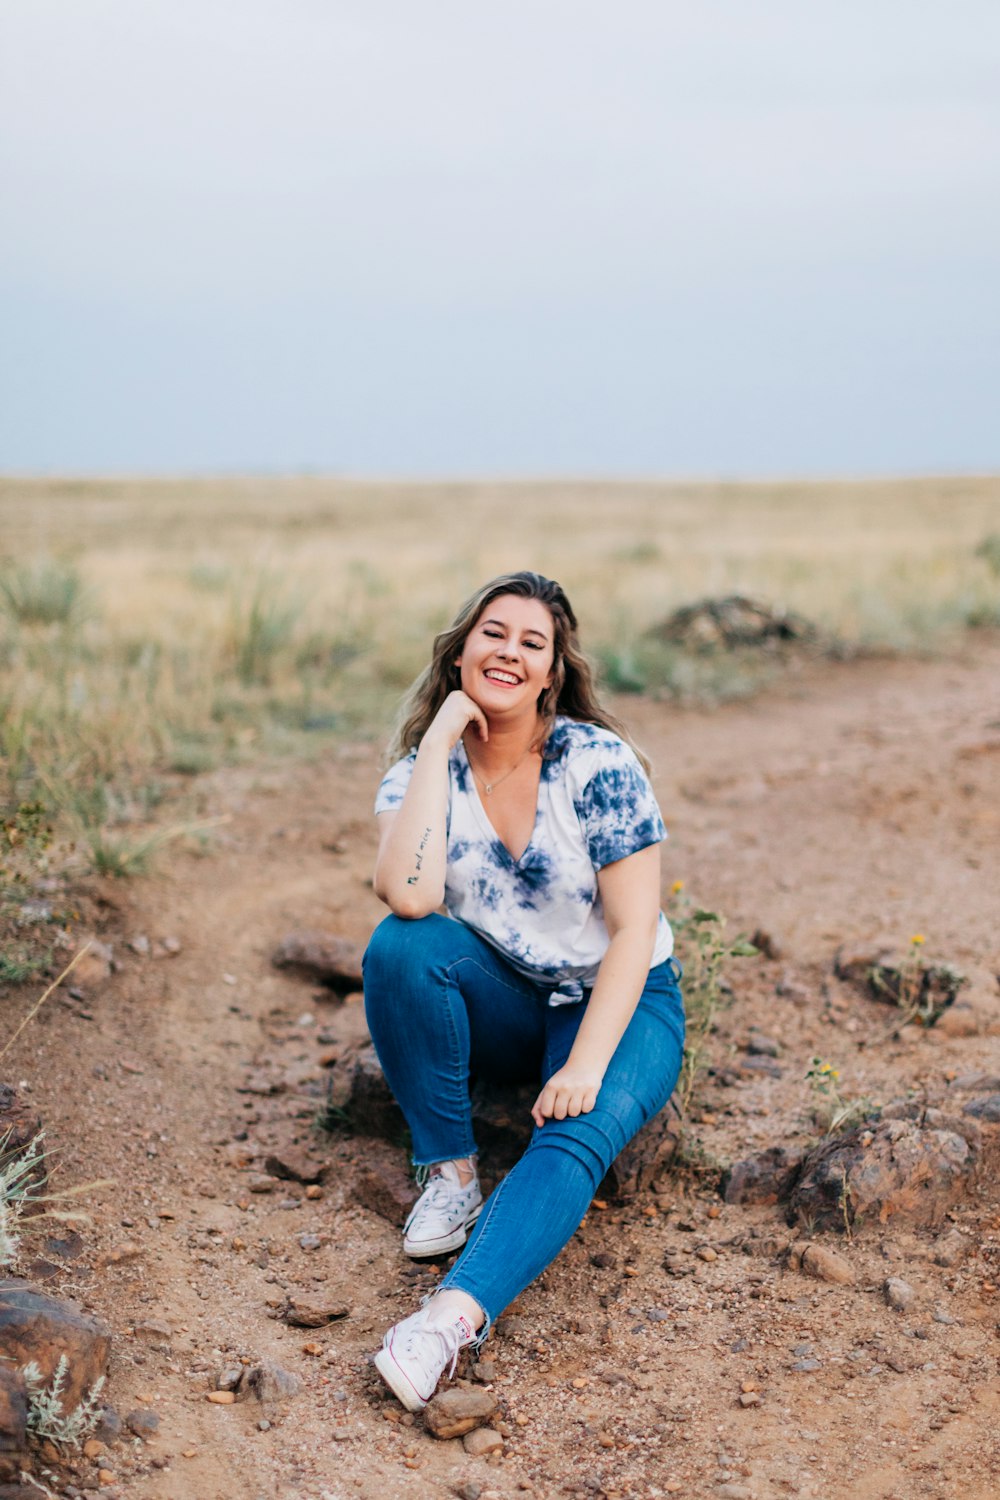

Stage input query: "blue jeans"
[{"left": 363, "top": 913, "right": 685, "bottom": 1326}]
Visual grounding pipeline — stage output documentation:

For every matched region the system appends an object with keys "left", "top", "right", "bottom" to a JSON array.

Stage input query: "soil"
[{"left": 9, "top": 639, "right": 1000, "bottom": 1500}]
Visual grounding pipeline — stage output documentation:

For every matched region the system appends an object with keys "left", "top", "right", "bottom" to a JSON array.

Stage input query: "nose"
[{"left": 495, "top": 640, "right": 521, "bottom": 661}]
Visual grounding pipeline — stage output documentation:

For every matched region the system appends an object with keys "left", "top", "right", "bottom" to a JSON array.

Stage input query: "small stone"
[
  {"left": 746, "top": 1031, "right": 781, "bottom": 1057},
  {"left": 472, "top": 1360, "right": 498, "bottom": 1383},
  {"left": 800, "top": 1244, "right": 855, "bottom": 1285},
  {"left": 423, "top": 1386, "right": 498, "bottom": 1439},
  {"left": 128, "top": 935, "right": 150, "bottom": 956},
  {"left": 97, "top": 1470, "right": 116, "bottom": 1487},
  {"left": 124, "top": 1409, "right": 160, "bottom": 1438},
  {"left": 934, "top": 1230, "right": 969, "bottom": 1267},
  {"left": 738, "top": 1391, "right": 760, "bottom": 1407},
  {"left": 281, "top": 1294, "right": 349, "bottom": 1327},
  {"left": 696, "top": 1247, "right": 718, "bottom": 1263},
  {"left": 83, "top": 1439, "right": 106, "bottom": 1459},
  {"left": 264, "top": 1149, "right": 326, "bottom": 1184},
  {"left": 590, "top": 1252, "right": 616, "bottom": 1269},
  {"left": 206, "top": 1391, "right": 236, "bottom": 1404},
  {"left": 963, "top": 1094, "right": 1000, "bottom": 1122},
  {"left": 463, "top": 1427, "right": 503, "bottom": 1456},
  {"left": 332, "top": 1426, "right": 352, "bottom": 1441},
  {"left": 242, "top": 1362, "right": 302, "bottom": 1403},
  {"left": 790, "top": 1358, "right": 822, "bottom": 1372},
  {"left": 217, "top": 1367, "right": 243, "bottom": 1391},
  {"left": 884, "top": 1277, "right": 915, "bottom": 1310},
  {"left": 247, "top": 1175, "right": 278, "bottom": 1194},
  {"left": 298, "top": 1234, "right": 322, "bottom": 1252}
]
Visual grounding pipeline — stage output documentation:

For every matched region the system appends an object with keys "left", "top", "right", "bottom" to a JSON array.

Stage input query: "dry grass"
[{"left": 1, "top": 474, "right": 998, "bottom": 919}]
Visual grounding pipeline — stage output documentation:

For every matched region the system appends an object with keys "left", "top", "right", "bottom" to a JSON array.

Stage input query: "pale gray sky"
[{"left": 1, "top": 1, "right": 998, "bottom": 475}]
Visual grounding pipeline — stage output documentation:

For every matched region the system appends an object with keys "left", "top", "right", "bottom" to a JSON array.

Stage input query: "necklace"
[{"left": 465, "top": 738, "right": 540, "bottom": 796}]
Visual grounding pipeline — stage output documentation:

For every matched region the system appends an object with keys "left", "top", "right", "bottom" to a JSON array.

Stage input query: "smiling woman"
[{"left": 363, "top": 571, "right": 686, "bottom": 1412}]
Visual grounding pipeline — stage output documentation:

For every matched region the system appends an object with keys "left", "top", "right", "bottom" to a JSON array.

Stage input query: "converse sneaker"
[
  {"left": 373, "top": 1302, "right": 478, "bottom": 1411},
  {"left": 403, "top": 1160, "right": 483, "bottom": 1258}
]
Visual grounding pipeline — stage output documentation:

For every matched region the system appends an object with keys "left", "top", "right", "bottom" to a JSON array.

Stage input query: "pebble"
[
  {"left": 125, "top": 1409, "right": 160, "bottom": 1438},
  {"left": 884, "top": 1277, "right": 915, "bottom": 1310},
  {"left": 298, "top": 1234, "right": 322, "bottom": 1252},
  {"left": 206, "top": 1391, "right": 236, "bottom": 1404},
  {"left": 464, "top": 1428, "right": 503, "bottom": 1457},
  {"left": 799, "top": 1244, "right": 855, "bottom": 1285},
  {"left": 790, "top": 1359, "right": 822, "bottom": 1372},
  {"left": 423, "top": 1386, "right": 498, "bottom": 1439}
]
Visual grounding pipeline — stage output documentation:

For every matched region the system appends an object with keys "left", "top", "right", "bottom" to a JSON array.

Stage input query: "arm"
[
  {"left": 373, "top": 691, "right": 487, "bottom": 919},
  {"left": 531, "top": 843, "right": 661, "bottom": 1125}
]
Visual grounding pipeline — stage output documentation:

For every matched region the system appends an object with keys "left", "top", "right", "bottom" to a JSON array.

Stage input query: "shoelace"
[{"left": 400, "top": 1313, "right": 469, "bottom": 1380}]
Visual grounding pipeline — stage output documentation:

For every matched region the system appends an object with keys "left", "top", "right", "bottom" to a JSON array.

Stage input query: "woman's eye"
[
  {"left": 524, "top": 641, "right": 543, "bottom": 650},
  {"left": 483, "top": 629, "right": 503, "bottom": 639}
]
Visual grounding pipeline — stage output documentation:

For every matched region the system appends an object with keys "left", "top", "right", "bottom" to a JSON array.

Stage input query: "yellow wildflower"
[
  {"left": 910, "top": 934, "right": 925, "bottom": 945},
  {"left": 670, "top": 880, "right": 685, "bottom": 894}
]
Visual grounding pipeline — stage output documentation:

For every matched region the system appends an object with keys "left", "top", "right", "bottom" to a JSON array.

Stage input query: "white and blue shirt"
[{"left": 375, "top": 717, "right": 673, "bottom": 1000}]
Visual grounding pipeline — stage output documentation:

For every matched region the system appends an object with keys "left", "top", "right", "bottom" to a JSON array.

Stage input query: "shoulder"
[{"left": 544, "top": 718, "right": 643, "bottom": 783}]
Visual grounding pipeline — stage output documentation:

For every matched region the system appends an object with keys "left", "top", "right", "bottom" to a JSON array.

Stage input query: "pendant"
[{"left": 484, "top": 783, "right": 494, "bottom": 795}]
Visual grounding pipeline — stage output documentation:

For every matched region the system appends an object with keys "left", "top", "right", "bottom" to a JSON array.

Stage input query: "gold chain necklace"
[{"left": 466, "top": 738, "right": 540, "bottom": 796}]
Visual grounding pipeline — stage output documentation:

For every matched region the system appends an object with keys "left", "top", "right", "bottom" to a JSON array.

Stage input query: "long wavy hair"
[{"left": 387, "top": 571, "right": 650, "bottom": 770}]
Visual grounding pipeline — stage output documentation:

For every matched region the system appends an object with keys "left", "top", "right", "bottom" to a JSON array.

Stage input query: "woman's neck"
[{"left": 467, "top": 712, "right": 543, "bottom": 769}]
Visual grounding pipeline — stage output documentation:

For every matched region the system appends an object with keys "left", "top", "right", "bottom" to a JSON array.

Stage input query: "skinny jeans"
[{"left": 362, "top": 912, "right": 685, "bottom": 1327}]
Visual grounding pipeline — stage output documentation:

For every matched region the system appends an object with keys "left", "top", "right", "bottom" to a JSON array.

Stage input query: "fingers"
[{"left": 531, "top": 1085, "right": 599, "bottom": 1126}]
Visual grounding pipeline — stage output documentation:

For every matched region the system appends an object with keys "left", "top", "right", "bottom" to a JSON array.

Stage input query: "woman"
[{"left": 364, "top": 571, "right": 684, "bottom": 1411}]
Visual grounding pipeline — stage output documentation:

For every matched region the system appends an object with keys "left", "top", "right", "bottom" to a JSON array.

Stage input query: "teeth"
[{"left": 486, "top": 670, "right": 519, "bottom": 684}]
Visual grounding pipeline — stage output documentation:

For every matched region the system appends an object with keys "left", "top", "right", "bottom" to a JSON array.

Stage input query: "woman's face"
[{"left": 455, "top": 593, "right": 556, "bottom": 719}]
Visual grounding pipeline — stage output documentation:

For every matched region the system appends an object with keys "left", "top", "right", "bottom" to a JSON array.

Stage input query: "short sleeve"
[
  {"left": 575, "top": 742, "right": 667, "bottom": 870},
  {"left": 374, "top": 753, "right": 417, "bottom": 814}
]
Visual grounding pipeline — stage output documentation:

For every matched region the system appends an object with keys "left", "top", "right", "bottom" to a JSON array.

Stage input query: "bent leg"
[
  {"left": 437, "top": 964, "right": 684, "bottom": 1322},
  {"left": 363, "top": 913, "right": 545, "bottom": 1167}
]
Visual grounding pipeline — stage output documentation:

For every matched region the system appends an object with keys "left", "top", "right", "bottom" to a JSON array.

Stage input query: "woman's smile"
[{"left": 456, "top": 593, "right": 555, "bottom": 712}]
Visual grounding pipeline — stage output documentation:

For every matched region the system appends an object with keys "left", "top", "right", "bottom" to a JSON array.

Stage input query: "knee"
[
  {"left": 526, "top": 1108, "right": 628, "bottom": 1191},
  {"left": 363, "top": 912, "right": 452, "bottom": 1002}
]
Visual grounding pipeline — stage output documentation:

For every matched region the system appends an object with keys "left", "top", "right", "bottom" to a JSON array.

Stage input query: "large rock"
[
  {"left": 423, "top": 1386, "right": 497, "bottom": 1439},
  {"left": 788, "top": 1119, "right": 975, "bottom": 1233},
  {"left": 325, "top": 1044, "right": 682, "bottom": 1197},
  {"left": 833, "top": 944, "right": 966, "bottom": 1024},
  {"left": 647, "top": 595, "right": 816, "bottom": 652},
  {"left": 0, "top": 1280, "right": 110, "bottom": 1415},
  {"left": 722, "top": 1146, "right": 804, "bottom": 1206},
  {"left": 271, "top": 931, "right": 365, "bottom": 991},
  {"left": 0, "top": 1366, "right": 27, "bottom": 1454}
]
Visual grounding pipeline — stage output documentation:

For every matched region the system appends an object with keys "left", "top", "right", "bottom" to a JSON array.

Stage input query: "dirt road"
[{"left": 14, "top": 640, "right": 1000, "bottom": 1500}]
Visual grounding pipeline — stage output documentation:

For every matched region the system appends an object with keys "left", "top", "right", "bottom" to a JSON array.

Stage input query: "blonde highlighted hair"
[{"left": 387, "top": 571, "right": 650, "bottom": 770}]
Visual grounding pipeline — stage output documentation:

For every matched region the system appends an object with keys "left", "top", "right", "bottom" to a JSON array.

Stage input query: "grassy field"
[{"left": 2, "top": 473, "right": 999, "bottom": 975}]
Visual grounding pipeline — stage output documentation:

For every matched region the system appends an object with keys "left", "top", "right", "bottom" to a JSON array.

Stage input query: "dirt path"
[{"left": 13, "top": 640, "right": 1000, "bottom": 1500}]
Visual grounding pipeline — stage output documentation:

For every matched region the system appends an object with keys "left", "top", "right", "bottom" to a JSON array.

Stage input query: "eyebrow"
[{"left": 483, "top": 616, "right": 549, "bottom": 640}]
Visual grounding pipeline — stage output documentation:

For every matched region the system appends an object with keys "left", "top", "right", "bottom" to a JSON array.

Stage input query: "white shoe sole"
[
  {"left": 373, "top": 1345, "right": 430, "bottom": 1412},
  {"left": 403, "top": 1200, "right": 483, "bottom": 1259}
]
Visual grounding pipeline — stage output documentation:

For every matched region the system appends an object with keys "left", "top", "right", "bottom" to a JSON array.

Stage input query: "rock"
[
  {"left": 326, "top": 1045, "right": 404, "bottom": 1140},
  {"left": 735, "top": 1055, "right": 783, "bottom": 1079},
  {"left": 61, "top": 939, "right": 114, "bottom": 993},
  {"left": 884, "top": 1277, "right": 915, "bottom": 1310},
  {"left": 833, "top": 943, "right": 966, "bottom": 1023},
  {"left": 788, "top": 1118, "right": 975, "bottom": 1233},
  {"left": 722, "top": 1146, "right": 803, "bottom": 1206},
  {"left": 933, "top": 1230, "right": 970, "bottom": 1267},
  {"left": 745, "top": 1030, "right": 781, "bottom": 1057},
  {"left": 423, "top": 1387, "right": 498, "bottom": 1440},
  {"left": 349, "top": 1160, "right": 417, "bottom": 1227},
  {"left": 127, "top": 935, "right": 150, "bottom": 956},
  {"left": 797, "top": 1244, "right": 855, "bottom": 1285},
  {"left": 648, "top": 595, "right": 816, "bottom": 652},
  {"left": 297, "top": 1234, "right": 322, "bottom": 1252},
  {"left": 279, "top": 1294, "right": 349, "bottom": 1327},
  {"left": 247, "top": 1174, "right": 278, "bottom": 1194},
  {"left": 206, "top": 1390, "right": 236, "bottom": 1404},
  {"left": 0, "top": 1280, "right": 110, "bottom": 1415},
  {"left": 463, "top": 1427, "right": 503, "bottom": 1456},
  {"left": 936, "top": 1006, "right": 980, "bottom": 1038},
  {"left": 124, "top": 1409, "right": 159, "bottom": 1439},
  {"left": 0, "top": 1365, "right": 27, "bottom": 1453},
  {"left": 472, "top": 1360, "right": 497, "bottom": 1383},
  {"left": 271, "top": 931, "right": 365, "bottom": 992},
  {"left": 263, "top": 1149, "right": 326, "bottom": 1184},
  {"left": 963, "top": 1094, "right": 1000, "bottom": 1122},
  {"left": 241, "top": 1363, "right": 302, "bottom": 1403},
  {"left": 789, "top": 1359, "right": 821, "bottom": 1373},
  {"left": 154, "top": 935, "right": 182, "bottom": 957},
  {"left": 93, "top": 1407, "right": 123, "bottom": 1444}
]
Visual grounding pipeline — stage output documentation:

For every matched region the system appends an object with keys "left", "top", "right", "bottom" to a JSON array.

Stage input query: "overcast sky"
[{"left": 1, "top": 1, "right": 998, "bottom": 476}]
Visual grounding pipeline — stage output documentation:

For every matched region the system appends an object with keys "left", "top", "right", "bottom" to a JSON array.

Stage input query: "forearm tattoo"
[{"left": 406, "top": 827, "right": 432, "bottom": 885}]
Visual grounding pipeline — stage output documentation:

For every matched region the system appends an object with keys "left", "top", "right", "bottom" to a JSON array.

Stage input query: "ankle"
[
  {"left": 433, "top": 1156, "right": 477, "bottom": 1188},
  {"left": 426, "top": 1288, "right": 485, "bottom": 1333}
]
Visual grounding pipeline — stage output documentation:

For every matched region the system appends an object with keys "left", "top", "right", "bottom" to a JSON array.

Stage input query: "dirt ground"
[{"left": 10, "top": 639, "right": 1000, "bottom": 1500}]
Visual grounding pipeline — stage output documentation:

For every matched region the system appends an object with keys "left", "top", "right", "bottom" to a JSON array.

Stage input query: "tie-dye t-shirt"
[{"left": 374, "top": 717, "right": 673, "bottom": 999}]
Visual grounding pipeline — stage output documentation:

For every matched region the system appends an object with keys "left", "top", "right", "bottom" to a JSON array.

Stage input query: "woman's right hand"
[{"left": 423, "top": 690, "right": 489, "bottom": 750}]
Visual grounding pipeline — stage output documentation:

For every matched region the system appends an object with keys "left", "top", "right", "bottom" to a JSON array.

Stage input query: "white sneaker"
[
  {"left": 373, "top": 1303, "right": 478, "bottom": 1411},
  {"left": 403, "top": 1160, "right": 483, "bottom": 1258}
]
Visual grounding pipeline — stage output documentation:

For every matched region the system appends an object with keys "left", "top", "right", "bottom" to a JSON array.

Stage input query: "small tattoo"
[{"left": 406, "top": 827, "right": 432, "bottom": 885}]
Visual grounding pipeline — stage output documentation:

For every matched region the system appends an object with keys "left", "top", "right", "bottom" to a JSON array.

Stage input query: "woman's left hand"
[{"left": 531, "top": 1066, "right": 604, "bottom": 1126}]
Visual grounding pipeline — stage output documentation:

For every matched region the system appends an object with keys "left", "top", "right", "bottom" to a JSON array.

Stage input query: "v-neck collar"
[{"left": 457, "top": 737, "right": 545, "bottom": 866}]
